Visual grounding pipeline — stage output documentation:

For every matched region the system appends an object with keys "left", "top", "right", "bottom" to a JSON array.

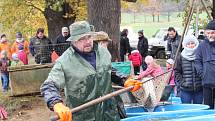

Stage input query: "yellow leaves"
[
  {"left": 138, "top": 0, "right": 150, "bottom": 6},
  {"left": 121, "top": 0, "right": 151, "bottom": 12},
  {"left": 68, "top": 0, "right": 87, "bottom": 21},
  {"left": 76, "top": 6, "right": 87, "bottom": 21},
  {"left": 50, "top": 1, "right": 64, "bottom": 12},
  {"left": 121, "top": 1, "right": 130, "bottom": 10},
  {"left": 0, "top": 0, "right": 87, "bottom": 41},
  {"left": 0, "top": 0, "right": 86, "bottom": 42},
  {"left": 0, "top": 0, "right": 47, "bottom": 41}
]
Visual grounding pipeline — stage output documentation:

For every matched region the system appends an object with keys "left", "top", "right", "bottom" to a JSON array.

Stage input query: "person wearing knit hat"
[
  {"left": 175, "top": 35, "right": 202, "bottom": 104},
  {"left": 128, "top": 50, "right": 142, "bottom": 75},
  {"left": 10, "top": 53, "right": 23, "bottom": 67},
  {"left": 144, "top": 55, "right": 154, "bottom": 65},
  {"left": 62, "top": 27, "right": 69, "bottom": 34},
  {"left": 17, "top": 44, "right": 28, "bottom": 65},
  {"left": 166, "top": 59, "right": 174, "bottom": 65},
  {"left": 137, "top": 29, "right": 148, "bottom": 71},
  {"left": 137, "top": 55, "right": 163, "bottom": 79},
  {"left": 11, "top": 53, "right": 18, "bottom": 61},
  {"left": 181, "top": 35, "right": 199, "bottom": 61},
  {"left": 166, "top": 58, "right": 176, "bottom": 95},
  {"left": 195, "top": 20, "right": 215, "bottom": 109},
  {"left": 16, "top": 32, "right": 23, "bottom": 41},
  {"left": 138, "top": 30, "right": 143, "bottom": 35},
  {"left": 205, "top": 20, "right": 215, "bottom": 30},
  {"left": 54, "top": 26, "right": 70, "bottom": 56},
  {"left": 205, "top": 20, "right": 215, "bottom": 42},
  {"left": 11, "top": 32, "right": 29, "bottom": 56}
]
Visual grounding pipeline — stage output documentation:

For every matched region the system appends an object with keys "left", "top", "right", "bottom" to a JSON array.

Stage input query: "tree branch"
[{"left": 24, "top": 0, "right": 44, "bottom": 14}]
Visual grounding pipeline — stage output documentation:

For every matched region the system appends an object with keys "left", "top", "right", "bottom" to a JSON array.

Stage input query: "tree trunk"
[
  {"left": 87, "top": 0, "right": 121, "bottom": 61},
  {"left": 157, "top": 14, "right": 160, "bottom": 22},
  {"left": 152, "top": 14, "right": 155, "bottom": 22},
  {"left": 168, "top": 12, "right": 170, "bottom": 22},
  {"left": 44, "top": 2, "right": 76, "bottom": 42},
  {"left": 144, "top": 14, "right": 147, "bottom": 22},
  {"left": 212, "top": 0, "right": 215, "bottom": 19}
]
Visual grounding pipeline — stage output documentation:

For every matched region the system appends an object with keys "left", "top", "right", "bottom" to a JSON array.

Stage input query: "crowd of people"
[
  {"left": 40, "top": 20, "right": 215, "bottom": 121},
  {"left": 121, "top": 20, "right": 215, "bottom": 110},
  {"left": 41, "top": 21, "right": 124, "bottom": 121},
  {"left": 0, "top": 27, "right": 71, "bottom": 92},
  {"left": 1, "top": 19, "right": 215, "bottom": 121}
]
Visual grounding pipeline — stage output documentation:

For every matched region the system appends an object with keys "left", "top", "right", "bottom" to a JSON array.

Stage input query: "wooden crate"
[{"left": 9, "top": 64, "right": 53, "bottom": 96}]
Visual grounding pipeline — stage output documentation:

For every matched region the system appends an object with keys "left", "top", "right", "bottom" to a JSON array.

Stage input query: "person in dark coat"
[
  {"left": 137, "top": 30, "right": 148, "bottom": 70},
  {"left": 120, "top": 29, "right": 131, "bottom": 61},
  {"left": 195, "top": 20, "right": 215, "bottom": 109},
  {"left": 166, "top": 27, "right": 181, "bottom": 59},
  {"left": 197, "top": 31, "right": 205, "bottom": 43},
  {"left": 175, "top": 35, "right": 202, "bottom": 104},
  {"left": 54, "top": 27, "right": 70, "bottom": 56},
  {"left": 29, "top": 28, "right": 52, "bottom": 64}
]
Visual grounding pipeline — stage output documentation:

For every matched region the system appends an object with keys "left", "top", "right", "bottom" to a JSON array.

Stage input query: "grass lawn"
[
  {"left": 121, "top": 12, "right": 208, "bottom": 38},
  {"left": 121, "top": 12, "right": 183, "bottom": 38}
]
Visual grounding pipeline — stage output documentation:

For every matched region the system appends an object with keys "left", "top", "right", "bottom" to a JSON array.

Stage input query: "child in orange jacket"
[
  {"left": 0, "top": 34, "right": 11, "bottom": 59},
  {"left": 11, "top": 32, "right": 29, "bottom": 55}
]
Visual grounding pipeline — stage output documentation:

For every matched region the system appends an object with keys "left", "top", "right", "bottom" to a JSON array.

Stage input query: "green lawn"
[
  {"left": 121, "top": 12, "right": 183, "bottom": 38},
  {"left": 121, "top": 12, "right": 208, "bottom": 38}
]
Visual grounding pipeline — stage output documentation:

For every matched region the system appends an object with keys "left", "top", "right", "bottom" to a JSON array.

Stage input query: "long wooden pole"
[
  {"left": 50, "top": 68, "right": 172, "bottom": 121},
  {"left": 50, "top": 86, "right": 133, "bottom": 121},
  {"left": 195, "top": 3, "right": 199, "bottom": 38},
  {"left": 201, "top": 0, "right": 213, "bottom": 20},
  {"left": 174, "top": 0, "right": 195, "bottom": 67}
]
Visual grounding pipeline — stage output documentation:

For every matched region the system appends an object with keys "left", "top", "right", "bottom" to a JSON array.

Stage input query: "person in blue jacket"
[{"left": 195, "top": 20, "right": 215, "bottom": 109}]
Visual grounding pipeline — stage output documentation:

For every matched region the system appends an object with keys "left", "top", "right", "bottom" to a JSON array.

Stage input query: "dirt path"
[{"left": 8, "top": 97, "right": 50, "bottom": 121}]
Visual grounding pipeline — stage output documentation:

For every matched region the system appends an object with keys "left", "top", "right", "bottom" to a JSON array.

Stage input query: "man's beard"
[{"left": 209, "top": 38, "right": 215, "bottom": 42}]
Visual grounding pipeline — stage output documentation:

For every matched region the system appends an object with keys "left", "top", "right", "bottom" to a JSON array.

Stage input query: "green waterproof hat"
[{"left": 66, "top": 21, "right": 94, "bottom": 42}]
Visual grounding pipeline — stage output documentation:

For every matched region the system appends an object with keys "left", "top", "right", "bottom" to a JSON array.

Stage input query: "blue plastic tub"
[
  {"left": 126, "top": 104, "right": 209, "bottom": 117},
  {"left": 121, "top": 110, "right": 215, "bottom": 121},
  {"left": 168, "top": 97, "right": 181, "bottom": 104},
  {"left": 167, "top": 114, "right": 215, "bottom": 121}
]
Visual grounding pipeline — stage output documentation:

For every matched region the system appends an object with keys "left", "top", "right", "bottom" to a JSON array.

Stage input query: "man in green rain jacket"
[{"left": 40, "top": 21, "right": 120, "bottom": 121}]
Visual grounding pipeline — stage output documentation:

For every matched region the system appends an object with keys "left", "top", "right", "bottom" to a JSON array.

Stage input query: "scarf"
[{"left": 181, "top": 35, "right": 199, "bottom": 61}]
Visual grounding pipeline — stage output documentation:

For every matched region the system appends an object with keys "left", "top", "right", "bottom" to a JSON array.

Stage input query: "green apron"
[{"left": 48, "top": 45, "right": 120, "bottom": 121}]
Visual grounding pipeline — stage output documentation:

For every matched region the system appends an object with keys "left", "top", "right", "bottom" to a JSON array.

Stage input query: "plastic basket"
[{"left": 112, "top": 61, "right": 132, "bottom": 75}]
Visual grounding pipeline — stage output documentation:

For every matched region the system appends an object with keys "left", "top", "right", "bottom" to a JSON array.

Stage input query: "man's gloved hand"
[
  {"left": 53, "top": 103, "right": 72, "bottom": 121},
  {"left": 124, "top": 78, "right": 142, "bottom": 92}
]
